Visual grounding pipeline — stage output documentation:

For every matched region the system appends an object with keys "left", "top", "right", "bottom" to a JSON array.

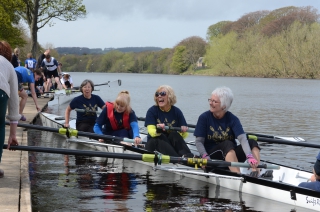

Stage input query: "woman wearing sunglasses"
[
  {"left": 144, "top": 85, "right": 193, "bottom": 157},
  {"left": 194, "top": 86, "right": 260, "bottom": 174}
]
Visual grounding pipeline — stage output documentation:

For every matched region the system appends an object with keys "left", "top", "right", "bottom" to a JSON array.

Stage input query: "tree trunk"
[{"left": 31, "top": 0, "right": 39, "bottom": 58}]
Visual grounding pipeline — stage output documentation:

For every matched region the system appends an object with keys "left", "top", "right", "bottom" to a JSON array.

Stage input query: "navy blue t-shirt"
[
  {"left": 299, "top": 180, "right": 320, "bottom": 192},
  {"left": 144, "top": 105, "right": 187, "bottom": 128},
  {"left": 95, "top": 104, "right": 138, "bottom": 134},
  {"left": 69, "top": 94, "right": 104, "bottom": 121},
  {"left": 194, "top": 111, "right": 244, "bottom": 151}
]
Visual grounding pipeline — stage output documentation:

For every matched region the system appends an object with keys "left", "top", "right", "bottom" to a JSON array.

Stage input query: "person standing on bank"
[
  {"left": 11, "top": 47, "right": 20, "bottom": 68},
  {"left": 36, "top": 49, "right": 50, "bottom": 91},
  {"left": 194, "top": 86, "right": 260, "bottom": 174},
  {"left": 144, "top": 85, "right": 193, "bottom": 157},
  {"left": 15, "top": 67, "right": 42, "bottom": 121},
  {"left": 94, "top": 90, "right": 142, "bottom": 146},
  {"left": 64, "top": 79, "right": 105, "bottom": 133},
  {"left": 41, "top": 54, "right": 62, "bottom": 91},
  {"left": 25, "top": 52, "right": 37, "bottom": 71},
  {"left": 0, "top": 40, "right": 21, "bottom": 177}
]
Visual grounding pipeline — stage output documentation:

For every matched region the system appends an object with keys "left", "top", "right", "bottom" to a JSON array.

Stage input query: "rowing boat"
[
  {"left": 48, "top": 89, "right": 81, "bottom": 106},
  {"left": 47, "top": 79, "right": 122, "bottom": 106},
  {"left": 39, "top": 112, "right": 320, "bottom": 211}
]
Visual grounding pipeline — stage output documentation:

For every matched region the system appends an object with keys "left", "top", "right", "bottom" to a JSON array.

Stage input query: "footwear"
[
  {"left": 20, "top": 115, "right": 26, "bottom": 121},
  {"left": 249, "top": 171, "right": 259, "bottom": 178},
  {"left": 0, "top": 169, "right": 4, "bottom": 178},
  {"left": 260, "top": 170, "right": 273, "bottom": 180}
]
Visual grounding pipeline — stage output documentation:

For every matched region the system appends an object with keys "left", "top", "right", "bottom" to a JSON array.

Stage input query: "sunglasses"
[{"left": 155, "top": 91, "right": 166, "bottom": 97}]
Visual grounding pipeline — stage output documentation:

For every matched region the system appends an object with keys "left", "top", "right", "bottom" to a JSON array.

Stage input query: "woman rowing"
[
  {"left": 64, "top": 79, "right": 105, "bottom": 132},
  {"left": 93, "top": 90, "right": 141, "bottom": 146},
  {"left": 144, "top": 85, "right": 193, "bottom": 157},
  {"left": 194, "top": 86, "right": 260, "bottom": 174},
  {"left": 298, "top": 152, "right": 320, "bottom": 192}
]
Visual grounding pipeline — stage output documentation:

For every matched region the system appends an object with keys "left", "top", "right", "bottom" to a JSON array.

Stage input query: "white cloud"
[{"left": 37, "top": 0, "right": 320, "bottom": 49}]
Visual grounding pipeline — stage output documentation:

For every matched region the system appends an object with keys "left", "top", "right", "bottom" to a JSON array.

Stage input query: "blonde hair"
[
  {"left": 153, "top": 85, "right": 177, "bottom": 106},
  {"left": 114, "top": 90, "right": 131, "bottom": 114},
  {"left": 14, "top": 48, "right": 20, "bottom": 55}
]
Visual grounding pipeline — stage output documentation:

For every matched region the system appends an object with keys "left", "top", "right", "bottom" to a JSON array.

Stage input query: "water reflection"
[{"left": 29, "top": 73, "right": 320, "bottom": 211}]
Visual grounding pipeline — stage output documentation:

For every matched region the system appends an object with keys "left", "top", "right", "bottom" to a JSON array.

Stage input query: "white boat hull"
[
  {"left": 39, "top": 112, "right": 320, "bottom": 211},
  {"left": 48, "top": 91, "right": 81, "bottom": 106}
]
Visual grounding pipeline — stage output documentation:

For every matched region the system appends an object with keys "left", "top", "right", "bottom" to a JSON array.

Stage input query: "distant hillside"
[{"left": 55, "top": 47, "right": 163, "bottom": 55}]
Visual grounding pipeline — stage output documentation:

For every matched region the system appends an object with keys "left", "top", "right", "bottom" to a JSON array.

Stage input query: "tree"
[
  {"left": 0, "top": 0, "right": 26, "bottom": 47},
  {"left": 230, "top": 11, "right": 270, "bottom": 34},
  {"left": 170, "top": 46, "right": 188, "bottom": 74},
  {"left": 174, "top": 36, "right": 207, "bottom": 70},
  {"left": 206, "top": 21, "right": 232, "bottom": 40},
  {"left": 261, "top": 6, "right": 319, "bottom": 36},
  {"left": 17, "top": 0, "right": 86, "bottom": 57}
]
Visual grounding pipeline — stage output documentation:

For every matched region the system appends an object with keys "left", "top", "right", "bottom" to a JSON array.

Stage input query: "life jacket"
[{"left": 106, "top": 102, "right": 130, "bottom": 130}]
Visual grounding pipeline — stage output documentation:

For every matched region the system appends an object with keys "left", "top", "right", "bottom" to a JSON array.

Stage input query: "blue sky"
[{"left": 37, "top": 0, "right": 320, "bottom": 49}]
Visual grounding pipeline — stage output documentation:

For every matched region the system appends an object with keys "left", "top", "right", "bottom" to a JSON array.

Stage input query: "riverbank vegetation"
[
  {"left": 2, "top": 4, "right": 320, "bottom": 79},
  {"left": 58, "top": 6, "right": 320, "bottom": 79}
]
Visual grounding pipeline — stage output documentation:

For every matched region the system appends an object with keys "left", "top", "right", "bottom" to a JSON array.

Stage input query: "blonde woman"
[
  {"left": 144, "top": 85, "right": 192, "bottom": 157},
  {"left": 11, "top": 47, "right": 20, "bottom": 68},
  {"left": 94, "top": 90, "right": 141, "bottom": 146}
]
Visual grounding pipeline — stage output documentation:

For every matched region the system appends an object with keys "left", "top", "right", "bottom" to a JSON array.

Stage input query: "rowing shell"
[
  {"left": 39, "top": 112, "right": 320, "bottom": 211},
  {"left": 48, "top": 90, "right": 81, "bottom": 106}
]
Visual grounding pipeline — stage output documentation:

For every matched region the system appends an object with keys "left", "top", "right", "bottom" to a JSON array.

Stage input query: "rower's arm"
[
  {"left": 64, "top": 106, "right": 72, "bottom": 127},
  {"left": 29, "top": 83, "right": 40, "bottom": 111},
  {"left": 238, "top": 133, "right": 251, "bottom": 156},
  {"left": 195, "top": 137, "right": 207, "bottom": 156},
  {"left": 147, "top": 125, "right": 161, "bottom": 137},
  {"left": 130, "top": 121, "right": 140, "bottom": 138},
  {"left": 93, "top": 123, "right": 103, "bottom": 134}
]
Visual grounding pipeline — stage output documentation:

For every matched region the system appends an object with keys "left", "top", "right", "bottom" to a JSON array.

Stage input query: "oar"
[
  {"left": 44, "top": 89, "right": 100, "bottom": 94},
  {"left": 5, "top": 122, "right": 149, "bottom": 154},
  {"left": 248, "top": 135, "right": 320, "bottom": 148},
  {"left": 73, "top": 79, "right": 121, "bottom": 90},
  {"left": 2, "top": 144, "right": 279, "bottom": 169},
  {"left": 74, "top": 108, "right": 101, "bottom": 114},
  {"left": 137, "top": 116, "right": 304, "bottom": 142},
  {"left": 247, "top": 132, "right": 305, "bottom": 142}
]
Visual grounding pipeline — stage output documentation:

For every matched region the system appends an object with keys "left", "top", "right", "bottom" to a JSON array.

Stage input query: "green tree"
[
  {"left": 170, "top": 46, "right": 188, "bottom": 74},
  {"left": 0, "top": 0, "right": 26, "bottom": 47},
  {"left": 175, "top": 36, "right": 207, "bottom": 70},
  {"left": 206, "top": 21, "right": 231, "bottom": 40},
  {"left": 17, "top": 0, "right": 86, "bottom": 57}
]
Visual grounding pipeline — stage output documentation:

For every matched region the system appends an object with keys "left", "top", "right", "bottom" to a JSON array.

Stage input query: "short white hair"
[{"left": 211, "top": 86, "right": 233, "bottom": 112}]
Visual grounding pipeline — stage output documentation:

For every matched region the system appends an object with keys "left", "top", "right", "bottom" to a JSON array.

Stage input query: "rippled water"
[{"left": 30, "top": 73, "right": 320, "bottom": 211}]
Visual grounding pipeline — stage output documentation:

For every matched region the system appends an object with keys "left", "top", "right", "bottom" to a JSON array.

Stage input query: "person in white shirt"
[
  {"left": 40, "top": 54, "right": 62, "bottom": 91},
  {"left": 60, "top": 73, "right": 73, "bottom": 89}
]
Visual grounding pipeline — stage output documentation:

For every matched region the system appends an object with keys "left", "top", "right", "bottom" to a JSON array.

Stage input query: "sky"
[{"left": 37, "top": 0, "right": 320, "bottom": 49}]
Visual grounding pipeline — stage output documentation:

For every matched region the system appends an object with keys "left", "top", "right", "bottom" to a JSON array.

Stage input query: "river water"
[{"left": 30, "top": 73, "right": 320, "bottom": 211}]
